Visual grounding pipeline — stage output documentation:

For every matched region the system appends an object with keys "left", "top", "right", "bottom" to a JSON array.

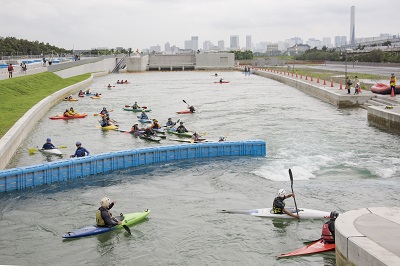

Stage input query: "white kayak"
[
  {"left": 40, "top": 148, "right": 63, "bottom": 156},
  {"left": 220, "top": 207, "right": 330, "bottom": 219}
]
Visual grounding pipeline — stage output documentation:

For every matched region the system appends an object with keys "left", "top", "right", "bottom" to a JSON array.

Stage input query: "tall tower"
[
  {"left": 246, "top": 35, "right": 252, "bottom": 51},
  {"left": 350, "top": 6, "right": 355, "bottom": 47},
  {"left": 230, "top": 35, "right": 239, "bottom": 50},
  {"left": 191, "top": 36, "right": 198, "bottom": 51}
]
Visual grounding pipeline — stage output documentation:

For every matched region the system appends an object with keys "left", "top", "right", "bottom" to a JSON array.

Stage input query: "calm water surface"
[{"left": 1, "top": 71, "right": 399, "bottom": 265}]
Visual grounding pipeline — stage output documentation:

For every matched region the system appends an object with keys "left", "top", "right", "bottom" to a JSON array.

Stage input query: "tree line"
[{"left": 0, "top": 36, "right": 71, "bottom": 56}]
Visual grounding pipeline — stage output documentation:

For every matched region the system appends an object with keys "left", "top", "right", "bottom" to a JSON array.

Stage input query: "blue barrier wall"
[{"left": 0, "top": 140, "right": 266, "bottom": 193}]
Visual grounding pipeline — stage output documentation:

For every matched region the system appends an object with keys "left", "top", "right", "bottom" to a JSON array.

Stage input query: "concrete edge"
[
  {"left": 0, "top": 72, "right": 107, "bottom": 170},
  {"left": 336, "top": 207, "right": 400, "bottom": 266}
]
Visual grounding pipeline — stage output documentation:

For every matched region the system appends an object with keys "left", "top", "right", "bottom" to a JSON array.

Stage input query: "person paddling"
[
  {"left": 321, "top": 211, "right": 339, "bottom": 243},
  {"left": 139, "top": 109, "right": 149, "bottom": 120},
  {"left": 166, "top": 118, "right": 176, "bottom": 127},
  {"left": 130, "top": 123, "right": 141, "bottom": 132},
  {"left": 272, "top": 189, "right": 300, "bottom": 219},
  {"left": 132, "top": 101, "right": 140, "bottom": 109},
  {"left": 189, "top": 105, "right": 195, "bottom": 113},
  {"left": 219, "top": 78, "right": 224, "bottom": 83},
  {"left": 176, "top": 121, "right": 188, "bottom": 133},
  {"left": 70, "top": 141, "right": 90, "bottom": 158},
  {"left": 42, "top": 138, "right": 56, "bottom": 150},
  {"left": 96, "top": 197, "right": 122, "bottom": 227}
]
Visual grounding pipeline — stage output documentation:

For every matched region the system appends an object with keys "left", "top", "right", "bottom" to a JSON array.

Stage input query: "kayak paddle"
[
  {"left": 122, "top": 225, "right": 131, "bottom": 235},
  {"left": 182, "top": 100, "right": 190, "bottom": 107},
  {"left": 289, "top": 169, "right": 299, "bottom": 218}
]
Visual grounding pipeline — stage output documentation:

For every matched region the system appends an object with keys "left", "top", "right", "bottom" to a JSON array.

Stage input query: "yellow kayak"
[
  {"left": 96, "top": 125, "right": 118, "bottom": 130},
  {"left": 63, "top": 98, "right": 78, "bottom": 101}
]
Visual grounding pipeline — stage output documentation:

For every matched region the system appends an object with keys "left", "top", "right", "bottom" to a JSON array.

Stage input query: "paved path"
[{"left": 0, "top": 65, "right": 47, "bottom": 80}]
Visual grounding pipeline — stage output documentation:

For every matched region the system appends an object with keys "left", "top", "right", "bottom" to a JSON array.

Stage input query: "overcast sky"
[{"left": 1, "top": 0, "right": 399, "bottom": 51}]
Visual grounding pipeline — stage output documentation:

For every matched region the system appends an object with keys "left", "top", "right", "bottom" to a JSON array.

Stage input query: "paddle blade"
[
  {"left": 289, "top": 169, "right": 293, "bottom": 184},
  {"left": 93, "top": 114, "right": 99, "bottom": 116},
  {"left": 182, "top": 100, "right": 187, "bottom": 104},
  {"left": 122, "top": 225, "right": 131, "bottom": 235},
  {"left": 125, "top": 105, "right": 130, "bottom": 107},
  {"left": 57, "top": 146, "right": 67, "bottom": 149},
  {"left": 28, "top": 148, "right": 37, "bottom": 154}
]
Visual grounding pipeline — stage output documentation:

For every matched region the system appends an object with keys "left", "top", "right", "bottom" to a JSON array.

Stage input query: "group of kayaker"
[
  {"left": 273, "top": 188, "right": 338, "bottom": 244},
  {"left": 116, "top": 80, "right": 129, "bottom": 84},
  {"left": 41, "top": 138, "right": 89, "bottom": 158},
  {"left": 99, "top": 107, "right": 117, "bottom": 127}
]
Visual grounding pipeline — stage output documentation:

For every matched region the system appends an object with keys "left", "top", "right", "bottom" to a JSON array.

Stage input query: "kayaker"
[
  {"left": 117, "top": 80, "right": 121, "bottom": 84},
  {"left": 78, "top": 90, "right": 84, "bottom": 97},
  {"left": 321, "top": 211, "right": 339, "bottom": 243},
  {"left": 220, "top": 78, "right": 224, "bottom": 83},
  {"left": 100, "top": 107, "right": 109, "bottom": 117},
  {"left": 151, "top": 119, "right": 161, "bottom": 130},
  {"left": 70, "top": 141, "right": 90, "bottom": 158},
  {"left": 272, "top": 189, "right": 300, "bottom": 219},
  {"left": 192, "top": 132, "right": 199, "bottom": 141},
  {"left": 140, "top": 110, "right": 149, "bottom": 120},
  {"left": 166, "top": 118, "right": 176, "bottom": 127},
  {"left": 96, "top": 197, "right": 122, "bottom": 227},
  {"left": 390, "top": 73, "right": 396, "bottom": 96},
  {"left": 189, "top": 105, "right": 195, "bottom": 113},
  {"left": 218, "top": 136, "right": 226, "bottom": 142},
  {"left": 107, "top": 84, "right": 112, "bottom": 88},
  {"left": 68, "top": 107, "right": 76, "bottom": 115},
  {"left": 42, "top": 138, "right": 56, "bottom": 150},
  {"left": 63, "top": 109, "right": 73, "bottom": 117},
  {"left": 100, "top": 116, "right": 111, "bottom": 127},
  {"left": 95, "top": 93, "right": 100, "bottom": 97},
  {"left": 124, "top": 80, "right": 128, "bottom": 83},
  {"left": 144, "top": 126, "right": 155, "bottom": 136},
  {"left": 85, "top": 88, "right": 90, "bottom": 94},
  {"left": 214, "top": 73, "right": 218, "bottom": 77},
  {"left": 130, "top": 123, "right": 141, "bottom": 132},
  {"left": 176, "top": 122, "right": 188, "bottom": 133},
  {"left": 132, "top": 102, "right": 140, "bottom": 109}
]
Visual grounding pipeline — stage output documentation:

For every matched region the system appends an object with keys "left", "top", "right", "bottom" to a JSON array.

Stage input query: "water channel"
[{"left": 1, "top": 71, "right": 399, "bottom": 265}]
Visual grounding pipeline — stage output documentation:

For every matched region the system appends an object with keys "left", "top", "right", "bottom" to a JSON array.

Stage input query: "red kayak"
[
  {"left": 176, "top": 110, "right": 194, "bottom": 114},
  {"left": 371, "top": 83, "right": 400, "bottom": 94},
  {"left": 49, "top": 114, "right": 88, "bottom": 120},
  {"left": 278, "top": 239, "right": 335, "bottom": 258},
  {"left": 214, "top": 81, "right": 230, "bottom": 84}
]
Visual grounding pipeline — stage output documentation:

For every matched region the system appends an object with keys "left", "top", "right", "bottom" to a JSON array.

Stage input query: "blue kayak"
[{"left": 62, "top": 210, "right": 150, "bottom": 239}]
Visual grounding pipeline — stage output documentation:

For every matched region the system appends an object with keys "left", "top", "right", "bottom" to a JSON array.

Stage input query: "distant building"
[
  {"left": 230, "top": 35, "right": 239, "bottom": 50},
  {"left": 218, "top": 40, "right": 225, "bottom": 51},
  {"left": 246, "top": 35, "right": 252, "bottom": 51},
  {"left": 307, "top": 38, "right": 322, "bottom": 49},
  {"left": 285, "top": 37, "right": 303, "bottom": 47},
  {"left": 287, "top": 44, "right": 310, "bottom": 54},
  {"left": 165, "top": 42, "right": 171, "bottom": 53},
  {"left": 340, "top": 36, "right": 347, "bottom": 46},
  {"left": 203, "top": 41, "right": 213, "bottom": 51},
  {"left": 149, "top": 45, "right": 161, "bottom": 53},
  {"left": 191, "top": 36, "right": 198, "bottom": 51},
  {"left": 184, "top": 40, "right": 192, "bottom": 50},
  {"left": 267, "top": 43, "right": 279, "bottom": 55},
  {"left": 322, "top": 37, "right": 332, "bottom": 48},
  {"left": 350, "top": 6, "right": 355, "bottom": 47}
]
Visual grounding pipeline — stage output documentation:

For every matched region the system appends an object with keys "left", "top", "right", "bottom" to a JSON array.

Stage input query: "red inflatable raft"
[
  {"left": 371, "top": 83, "right": 400, "bottom": 94},
  {"left": 49, "top": 114, "right": 88, "bottom": 120}
]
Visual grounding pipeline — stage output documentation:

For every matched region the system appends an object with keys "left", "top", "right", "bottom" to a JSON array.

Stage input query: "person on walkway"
[
  {"left": 140, "top": 110, "right": 149, "bottom": 120},
  {"left": 166, "top": 118, "right": 176, "bottom": 127},
  {"left": 321, "top": 211, "right": 339, "bottom": 243},
  {"left": 354, "top": 76, "right": 360, "bottom": 95},
  {"left": 8, "top": 64, "right": 14, "bottom": 78},
  {"left": 96, "top": 197, "right": 122, "bottom": 227},
  {"left": 272, "top": 189, "right": 300, "bottom": 219},
  {"left": 390, "top": 73, "right": 396, "bottom": 96},
  {"left": 345, "top": 76, "right": 352, "bottom": 94},
  {"left": 176, "top": 122, "right": 188, "bottom": 133},
  {"left": 42, "top": 138, "right": 56, "bottom": 150},
  {"left": 70, "top": 141, "right": 90, "bottom": 157}
]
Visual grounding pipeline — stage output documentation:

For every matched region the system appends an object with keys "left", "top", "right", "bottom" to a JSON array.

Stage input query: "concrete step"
[
  {"left": 364, "top": 99, "right": 386, "bottom": 106},
  {"left": 374, "top": 95, "right": 400, "bottom": 106}
]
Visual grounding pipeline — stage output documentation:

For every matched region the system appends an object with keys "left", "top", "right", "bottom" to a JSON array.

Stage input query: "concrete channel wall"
[
  {"left": 367, "top": 106, "right": 400, "bottom": 134},
  {"left": 0, "top": 140, "right": 266, "bottom": 193},
  {"left": 253, "top": 69, "right": 372, "bottom": 108},
  {"left": 0, "top": 72, "right": 107, "bottom": 170}
]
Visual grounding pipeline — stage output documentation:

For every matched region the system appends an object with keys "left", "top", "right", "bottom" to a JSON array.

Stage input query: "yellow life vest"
[{"left": 96, "top": 208, "right": 111, "bottom": 226}]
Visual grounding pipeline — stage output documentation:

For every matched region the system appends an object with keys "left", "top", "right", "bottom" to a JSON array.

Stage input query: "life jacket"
[
  {"left": 390, "top": 77, "right": 396, "bottom": 85},
  {"left": 273, "top": 197, "right": 285, "bottom": 214},
  {"left": 321, "top": 223, "right": 334, "bottom": 243},
  {"left": 96, "top": 208, "right": 112, "bottom": 226},
  {"left": 151, "top": 123, "right": 160, "bottom": 129}
]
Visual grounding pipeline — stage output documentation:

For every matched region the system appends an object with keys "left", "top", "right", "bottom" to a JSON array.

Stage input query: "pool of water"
[{"left": 1, "top": 71, "right": 400, "bottom": 265}]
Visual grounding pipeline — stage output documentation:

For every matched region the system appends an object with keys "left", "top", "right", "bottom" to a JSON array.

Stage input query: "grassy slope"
[{"left": 0, "top": 72, "right": 90, "bottom": 138}]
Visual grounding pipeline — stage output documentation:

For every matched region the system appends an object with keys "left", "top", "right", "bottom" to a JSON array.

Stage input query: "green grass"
[{"left": 0, "top": 72, "right": 90, "bottom": 138}]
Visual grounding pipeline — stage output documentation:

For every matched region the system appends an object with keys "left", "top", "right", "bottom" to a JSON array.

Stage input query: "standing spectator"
[
  {"left": 345, "top": 76, "right": 352, "bottom": 94},
  {"left": 354, "top": 76, "right": 359, "bottom": 95},
  {"left": 19, "top": 63, "right": 24, "bottom": 74},
  {"left": 23, "top": 63, "right": 27, "bottom": 74},
  {"left": 7, "top": 64, "right": 14, "bottom": 78},
  {"left": 42, "top": 57, "right": 46, "bottom": 66},
  {"left": 390, "top": 73, "right": 396, "bottom": 96}
]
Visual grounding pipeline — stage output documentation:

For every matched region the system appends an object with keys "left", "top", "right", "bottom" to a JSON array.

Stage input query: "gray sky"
[{"left": 1, "top": 0, "right": 399, "bottom": 50}]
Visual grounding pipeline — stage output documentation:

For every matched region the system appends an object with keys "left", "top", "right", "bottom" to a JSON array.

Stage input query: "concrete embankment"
[
  {"left": 336, "top": 207, "right": 400, "bottom": 266},
  {"left": 249, "top": 67, "right": 400, "bottom": 133}
]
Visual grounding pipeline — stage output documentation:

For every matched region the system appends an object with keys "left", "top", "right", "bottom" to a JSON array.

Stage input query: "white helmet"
[
  {"left": 277, "top": 189, "right": 286, "bottom": 198},
  {"left": 100, "top": 197, "right": 110, "bottom": 207}
]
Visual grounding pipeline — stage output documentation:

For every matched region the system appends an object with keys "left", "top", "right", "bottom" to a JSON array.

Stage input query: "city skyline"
[{"left": 1, "top": 0, "right": 399, "bottom": 51}]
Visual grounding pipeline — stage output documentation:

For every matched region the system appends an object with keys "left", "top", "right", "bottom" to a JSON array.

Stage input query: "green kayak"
[
  {"left": 123, "top": 108, "right": 151, "bottom": 112},
  {"left": 166, "top": 128, "right": 193, "bottom": 138}
]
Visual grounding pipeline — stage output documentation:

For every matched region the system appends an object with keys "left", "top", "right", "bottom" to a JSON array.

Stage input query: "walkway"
[
  {"left": 0, "top": 64, "right": 47, "bottom": 80},
  {"left": 336, "top": 207, "right": 400, "bottom": 266}
]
